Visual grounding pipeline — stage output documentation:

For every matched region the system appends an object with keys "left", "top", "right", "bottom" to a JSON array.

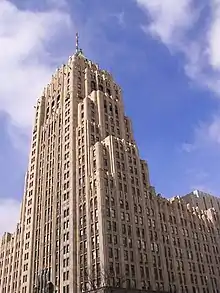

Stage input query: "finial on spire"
[{"left": 76, "top": 32, "right": 79, "bottom": 53}]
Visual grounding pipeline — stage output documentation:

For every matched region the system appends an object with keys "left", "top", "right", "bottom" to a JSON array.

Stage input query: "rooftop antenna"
[{"left": 76, "top": 32, "right": 79, "bottom": 53}]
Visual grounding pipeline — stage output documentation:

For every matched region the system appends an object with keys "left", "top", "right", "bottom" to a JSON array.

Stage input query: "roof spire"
[
  {"left": 76, "top": 32, "right": 79, "bottom": 53},
  {"left": 75, "top": 32, "right": 84, "bottom": 57}
]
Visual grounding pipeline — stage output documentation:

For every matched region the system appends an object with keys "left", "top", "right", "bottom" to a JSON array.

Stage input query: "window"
[
  {"left": 64, "top": 220, "right": 69, "bottom": 229},
  {"left": 63, "top": 257, "right": 69, "bottom": 267},
  {"left": 63, "top": 271, "right": 69, "bottom": 281},
  {"left": 113, "top": 235, "right": 117, "bottom": 245},
  {"left": 64, "top": 245, "right": 70, "bottom": 254},
  {"left": 64, "top": 208, "right": 69, "bottom": 217},
  {"left": 91, "top": 81, "right": 96, "bottom": 91},
  {"left": 23, "top": 275, "right": 27, "bottom": 283},
  {"left": 107, "top": 88, "right": 111, "bottom": 96},
  {"left": 64, "top": 232, "right": 69, "bottom": 242},
  {"left": 109, "top": 247, "right": 113, "bottom": 258},
  {"left": 63, "top": 285, "right": 69, "bottom": 293},
  {"left": 107, "top": 221, "right": 111, "bottom": 230},
  {"left": 115, "top": 248, "right": 119, "bottom": 260}
]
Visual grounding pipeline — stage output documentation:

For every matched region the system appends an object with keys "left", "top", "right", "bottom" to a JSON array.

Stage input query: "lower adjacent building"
[
  {"left": 1, "top": 187, "right": 220, "bottom": 293},
  {"left": 0, "top": 43, "right": 220, "bottom": 293}
]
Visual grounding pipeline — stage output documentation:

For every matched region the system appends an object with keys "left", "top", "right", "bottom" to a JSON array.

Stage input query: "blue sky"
[{"left": 1, "top": 0, "right": 220, "bottom": 233}]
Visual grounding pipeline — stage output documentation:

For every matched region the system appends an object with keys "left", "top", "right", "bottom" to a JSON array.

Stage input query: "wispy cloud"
[
  {"left": 136, "top": 0, "right": 220, "bottom": 195},
  {"left": 181, "top": 114, "right": 220, "bottom": 195},
  {"left": 111, "top": 11, "right": 126, "bottom": 28},
  {"left": 136, "top": 0, "right": 220, "bottom": 95},
  {"left": 137, "top": 0, "right": 196, "bottom": 46},
  {"left": 182, "top": 114, "right": 220, "bottom": 152}
]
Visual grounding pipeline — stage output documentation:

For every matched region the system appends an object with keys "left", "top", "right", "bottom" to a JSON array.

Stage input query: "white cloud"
[
  {"left": 0, "top": 0, "right": 73, "bottom": 129},
  {"left": 110, "top": 11, "right": 126, "bottom": 28},
  {"left": 181, "top": 115, "right": 220, "bottom": 195},
  {"left": 204, "top": 116, "right": 220, "bottom": 145},
  {"left": 208, "top": 0, "right": 220, "bottom": 70},
  {"left": 183, "top": 114, "right": 220, "bottom": 152},
  {"left": 135, "top": 0, "right": 220, "bottom": 195},
  {"left": 181, "top": 143, "right": 196, "bottom": 153},
  {"left": 0, "top": 0, "right": 74, "bottom": 235},
  {"left": 136, "top": 0, "right": 220, "bottom": 95},
  {"left": 0, "top": 198, "right": 20, "bottom": 237},
  {"left": 137, "top": 0, "right": 195, "bottom": 45}
]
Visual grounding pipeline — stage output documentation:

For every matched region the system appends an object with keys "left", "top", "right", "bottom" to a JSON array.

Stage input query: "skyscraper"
[{"left": 1, "top": 37, "right": 220, "bottom": 293}]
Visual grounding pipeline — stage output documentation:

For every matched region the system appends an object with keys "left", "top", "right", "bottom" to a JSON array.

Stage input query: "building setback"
[{"left": 0, "top": 39, "right": 220, "bottom": 293}]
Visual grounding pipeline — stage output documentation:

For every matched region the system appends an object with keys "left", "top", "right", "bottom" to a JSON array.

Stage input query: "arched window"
[
  {"left": 106, "top": 88, "right": 111, "bottom": 95},
  {"left": 99, "top": 84, "right": 103, "bottom": 92},
  {"left": 91, "top": 81, "right": 96, "bottom": 91}
]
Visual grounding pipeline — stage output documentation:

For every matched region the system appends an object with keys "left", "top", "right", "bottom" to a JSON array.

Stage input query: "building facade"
[{"left": 0, "top": 41, "right": 220, "bottom": 293}]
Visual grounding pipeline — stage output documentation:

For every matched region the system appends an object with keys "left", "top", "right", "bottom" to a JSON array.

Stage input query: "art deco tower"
[
  {"left": 24, "top": 36, "right": 153, "bottom": 293},
  {"left": 1, "top": 35, "right": 220, "bottom": 293},
  {"left": 0, "top": 36, "right": 154, "bottom": 293}
]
